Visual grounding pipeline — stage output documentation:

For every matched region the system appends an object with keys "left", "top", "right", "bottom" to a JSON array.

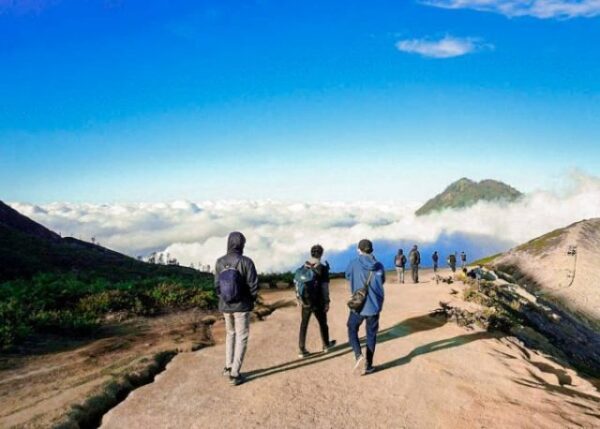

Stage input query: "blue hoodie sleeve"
[{"left": 345, "top": 260, "right": 353, "bottom": 281}]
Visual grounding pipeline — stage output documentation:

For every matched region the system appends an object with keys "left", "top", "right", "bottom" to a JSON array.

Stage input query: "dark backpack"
[
  {"left": 409, "top": 251, "right": 419, "bottom": 265},
  {"left": 294, "top": 264, "right": 319, "bottom": 305},
  {"left": 218, "top": 259, "right": 245, "bottom": 304}
]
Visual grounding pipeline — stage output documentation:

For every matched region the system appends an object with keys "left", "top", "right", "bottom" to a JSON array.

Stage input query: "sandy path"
[{"left": 102, "top": 269, "right": 600, "bottom": 429}]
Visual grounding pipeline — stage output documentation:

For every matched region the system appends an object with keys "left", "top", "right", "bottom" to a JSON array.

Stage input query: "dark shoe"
[
  {"left": 362, "top": 365, "right": 375, "bottom": 376},
  {"left": 298, "top": 349, "right": 310, "bottom": 358},
  {"left": 322, "top": 340, "right": 337, "bottom": 353},
  {"left": 229, "top": 374, "right": 245, "bottom": 386},
  {"left": 222, "top": 367, "right": 231, "bottom": 377}
]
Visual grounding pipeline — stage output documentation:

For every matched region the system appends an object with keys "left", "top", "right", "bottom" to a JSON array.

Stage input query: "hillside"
[
  {"left": 0, "top": 200, "right": 201, "bottom": 283},
  {"left": 482, "top": 218, "right": 600, "bottom": 325},
  {"left": 415, "top": 178, "right": 522, "bottom": 216}
]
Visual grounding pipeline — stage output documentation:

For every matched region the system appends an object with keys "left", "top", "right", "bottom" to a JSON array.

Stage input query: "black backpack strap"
[{"left": 364, "top": 271, "right": 374, "bottom": 290}]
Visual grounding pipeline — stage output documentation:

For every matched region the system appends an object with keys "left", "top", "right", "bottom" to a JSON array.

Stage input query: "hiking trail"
[{"left": 101, "top": 269, "right": 600, "bottom": 429}]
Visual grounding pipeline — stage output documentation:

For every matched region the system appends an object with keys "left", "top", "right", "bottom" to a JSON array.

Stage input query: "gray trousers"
[
  {"left": 224, "top": 311, "right": 250, "bottom": 377},
  {"left": 411, "top": 265, "right": 419, "bottom": 283}
]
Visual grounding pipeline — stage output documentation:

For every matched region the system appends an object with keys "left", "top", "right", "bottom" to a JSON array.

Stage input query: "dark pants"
[
  {"left": 347, "top": 311, "right": 380, "bottom": 368},
  {"left": 433, "top": 263, "right": 438, "bottom": 273},
  {"left": 411, "top": 265, "right": 419, "bottom": 283},
  {"left": 299, "top": 306, "right": 330, "bottom": 351}
]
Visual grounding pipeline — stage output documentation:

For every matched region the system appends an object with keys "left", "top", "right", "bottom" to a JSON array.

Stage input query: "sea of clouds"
[{"left": 10, "top": 172, "right": 600, "bottom": 273}]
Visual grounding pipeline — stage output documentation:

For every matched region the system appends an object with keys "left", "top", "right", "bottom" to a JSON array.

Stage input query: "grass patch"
[
  {"left": 515, "top": 227, "right": 566, "bottom": 255},
  {"left": 471, "top": 253, "right": 502, "bottom": 267}
]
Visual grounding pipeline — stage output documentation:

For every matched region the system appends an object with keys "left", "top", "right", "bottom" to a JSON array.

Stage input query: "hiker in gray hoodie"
[{"left": 214, "top": 232, "right": 258, "bottom": 386}]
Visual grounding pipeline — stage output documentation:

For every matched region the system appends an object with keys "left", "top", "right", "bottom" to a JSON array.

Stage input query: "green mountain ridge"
[{"left": 415, "top": 178, "right": 523, "bottom": 216}]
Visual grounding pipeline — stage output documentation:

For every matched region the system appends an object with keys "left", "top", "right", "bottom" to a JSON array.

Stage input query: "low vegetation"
[
  {"left": 470, "top": 253, "right": 502, "bottom": 267},
  {"left": 257, "top": 271, "right": 345, "bottom": 288},
  {"left": 0, "top": 272, "right": 216, "bottom": 351},
  {"left": 515, "top": 226, "right": 566, "bottom": 255}
]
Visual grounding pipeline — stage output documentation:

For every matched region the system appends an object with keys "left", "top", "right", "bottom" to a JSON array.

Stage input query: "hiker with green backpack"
[
  {"left": 294, "top": 244, "right": 337, "bottom": 358},
  {"left": 345, "top": 239, "right": 385, "bottom": 375}
]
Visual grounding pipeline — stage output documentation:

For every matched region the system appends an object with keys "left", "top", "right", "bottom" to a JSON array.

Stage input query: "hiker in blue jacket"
[{"left": 345, "top": 239, "right": 385, "bottom": 375}]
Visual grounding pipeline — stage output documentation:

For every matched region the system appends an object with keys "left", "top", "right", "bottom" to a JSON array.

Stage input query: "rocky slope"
[
  {"left": 466, "top": 218, "right": 600, "bottom": 377},
  {"left": 416, "top": 178, "right": 522, "bottom": 216},
  {"left": 488, "top": 218, "right": 600, "bottom": 325}
]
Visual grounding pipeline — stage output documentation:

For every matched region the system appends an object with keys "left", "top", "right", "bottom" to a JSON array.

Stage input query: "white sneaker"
[{"left": 353, "top": 355, "right": 364, "bottom": 373}]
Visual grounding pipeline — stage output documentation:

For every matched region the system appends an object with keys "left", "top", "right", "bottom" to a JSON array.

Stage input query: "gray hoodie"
[{"left": 214, "top": 232, "right": 259, "bottom": 313}]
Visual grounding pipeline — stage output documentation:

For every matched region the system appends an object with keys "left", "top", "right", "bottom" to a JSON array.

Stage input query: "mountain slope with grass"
[
  {"left": 0, "top": 201, "right": 215, "bottom": 351},
  {"left": 415, "top": 178, "right": 522, "bottom": 216},
  {"left": 479, "top": 218, "right": 600, "bottom": 325}
]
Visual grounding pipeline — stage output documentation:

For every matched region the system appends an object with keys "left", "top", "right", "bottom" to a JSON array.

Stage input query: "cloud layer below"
[
  {"left": 423, "top": 0, "right": 600, "bottom": 19},
  {"left": 10, "top": 172, "right": 600, "bottom": 273},
  {"left": 396, "top": 36, "right": 488, "bottom": 58}
]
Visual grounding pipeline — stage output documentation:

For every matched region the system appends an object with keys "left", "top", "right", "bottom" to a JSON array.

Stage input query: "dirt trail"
[{"left": 102, "top": 269, "right": 600, "bottom": 429}]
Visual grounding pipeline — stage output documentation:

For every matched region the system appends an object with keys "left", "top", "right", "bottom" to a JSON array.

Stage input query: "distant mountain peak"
[{"left": 415, "top": 178, "right": 522, "bottom": 216}]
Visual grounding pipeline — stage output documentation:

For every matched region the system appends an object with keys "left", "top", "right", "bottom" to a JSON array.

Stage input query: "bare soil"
[
  {"left": 0, "top": 308, "right": 216, "bottom": 428},
  {"left": 101, "top": 269, "right": 600, "bottom": 429}
]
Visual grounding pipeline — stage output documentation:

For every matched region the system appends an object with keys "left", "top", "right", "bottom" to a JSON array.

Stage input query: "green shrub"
[
  {"left": 0, "top": 299, "right": 32, "bottom": 350},
  {"left": 0, "top": 272, "right": 217, "bottom": 351},
  {"left": 31, "top": 309, "right": 99, "bottom": 334}
]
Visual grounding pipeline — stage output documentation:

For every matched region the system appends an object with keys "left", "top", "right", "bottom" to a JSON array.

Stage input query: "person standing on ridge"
[
  {"left": 214, "top": 232, "right": 258, "bottom": 386},
  {"left": 408, "top": 245, "right": 421, "bottom": 283},
  {"left": 461, "top": 251, "right": 467, "bottom": 269},
  {"left": 295, "top": 244, "right": 337, "bottom": 358},
  {"left": 346, "top": 239, "right": 385, "bottom": 375},
  {"left": 432, "top": 251, "right": 439, "bottom": 274},
  {"left": 394, "top": 249, "right": 407, "bottom": 284},
  {"left": 448, "top": 252, "right": 457, "bottom": 273}
]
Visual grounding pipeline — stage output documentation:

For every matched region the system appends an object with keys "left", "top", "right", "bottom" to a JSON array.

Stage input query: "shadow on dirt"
[
  {"left": 376, "top": 331, "right": 500, "bottom": 372},
  {"left": 246, "top": 312, "right": 449, "bottom": 381}
]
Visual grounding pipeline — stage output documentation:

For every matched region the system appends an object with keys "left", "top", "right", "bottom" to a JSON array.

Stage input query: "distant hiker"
[
  {"left": 408, "top": 245, "right": 421, "bottom": 283},
  {"left": 448, "top": 252, "right": 457, "bottom": 273},
  {"left": 294, "top": 244, "right": 337, "bottom": 358},
  {"left": 432, "top": 251, "right": 439, "bottom": 273},
  {"left": 394, "top": 249, "right": 407, "bottom": 284},
  {"left": 346, "top": 239, "right": 385, "bottom": 375},
  {"left": 214, "top": 232, "right": 258, "bottom": 386},
  {"left": 460, "top": 251, "right": 467, "bottom": 269}
]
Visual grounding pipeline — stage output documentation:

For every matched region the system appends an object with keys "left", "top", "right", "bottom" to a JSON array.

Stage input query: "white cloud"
[
  {"left": 422, "top": 0, "right": 600, "bottom": 19},
  {"left": 395, "top": 36, "right": 488, "bottom": 58},
  {"left": 10, "top": 172, "right": 600, "bottom": 273}
]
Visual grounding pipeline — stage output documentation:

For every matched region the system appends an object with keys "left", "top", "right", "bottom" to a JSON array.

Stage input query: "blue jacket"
[{"left": 345, "top": 254, "right": 385, "bottom": 316}]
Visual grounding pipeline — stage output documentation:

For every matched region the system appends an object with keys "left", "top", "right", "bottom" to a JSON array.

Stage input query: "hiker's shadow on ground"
[
  {"left": 246, "top": 312, "right": 460, "bottom": 382},
  {"left": 376, "top": 331, "right": 499, "bottom": 372}
]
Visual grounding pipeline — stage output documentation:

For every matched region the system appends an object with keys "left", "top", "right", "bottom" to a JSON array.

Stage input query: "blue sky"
[{"left": 1, "top": 0, "right": 600, "bottom": 203}]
